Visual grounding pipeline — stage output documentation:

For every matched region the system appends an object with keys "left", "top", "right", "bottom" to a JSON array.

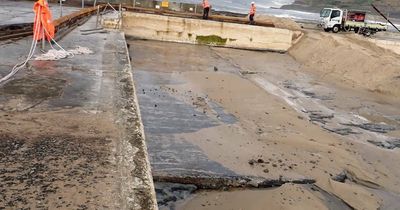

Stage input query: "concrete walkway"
[{"left": 0, "top": 18, "right": 156, "bottom": 209}]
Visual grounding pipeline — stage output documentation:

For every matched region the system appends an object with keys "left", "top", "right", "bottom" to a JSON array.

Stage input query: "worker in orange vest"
[
  {"left": 249, "top": 2, "right": 256, "bottom": 25},
  {"left": 202, "top": 0, "right": 210, "bottom": 20}
]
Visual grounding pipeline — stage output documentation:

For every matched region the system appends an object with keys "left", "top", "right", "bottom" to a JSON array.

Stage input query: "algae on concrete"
[{"left": 196, "top": 35, "right": 227, "bottom": 46}]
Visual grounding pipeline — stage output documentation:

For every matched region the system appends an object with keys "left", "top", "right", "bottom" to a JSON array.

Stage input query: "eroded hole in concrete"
[{"left": 156, "top": 182, "right": 197, "bottom": 210}]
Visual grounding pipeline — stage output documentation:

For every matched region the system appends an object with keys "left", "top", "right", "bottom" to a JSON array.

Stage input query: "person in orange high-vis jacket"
[
  {"left": 33, "top": 0, "right": 55, "bottom": 41},
  {"left": 202, "top": 0, "right": 210, "bottom": 20},
  {"left": 249, "top": 2, "right": 256, "bottom": 25}
]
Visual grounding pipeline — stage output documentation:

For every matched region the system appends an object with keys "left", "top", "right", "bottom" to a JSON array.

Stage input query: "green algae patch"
[{"left": 196, "top": 35, "right": 227, "bottom": 46}]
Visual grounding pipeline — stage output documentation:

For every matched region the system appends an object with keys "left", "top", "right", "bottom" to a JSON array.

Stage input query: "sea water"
[{"left": 175, "top": 0, "right": 320, "bottom": 22}]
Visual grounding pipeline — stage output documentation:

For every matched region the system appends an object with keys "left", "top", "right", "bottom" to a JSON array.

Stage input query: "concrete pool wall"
[{"left": 122, "top": 12, "right": 296, "bottom": 52}]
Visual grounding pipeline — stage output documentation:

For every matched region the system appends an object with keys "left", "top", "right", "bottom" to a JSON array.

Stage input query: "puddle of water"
[{"left": 156, "top": 182, "right": 197, "bottom": 210}]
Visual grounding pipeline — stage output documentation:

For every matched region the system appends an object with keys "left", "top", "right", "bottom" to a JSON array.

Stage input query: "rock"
[
  {"left": 308, "top": 111, "right": 334, "bottom": 124},
  {"left": 332, "top": 171, "right": 347, "bottom": 183},
  {"left": 367, "top": 139, "right": 400, "bottom": 150},
  {"left": 248, "top": 159, "right": 256, "bottom": 165},
  {"left": 343, "top": 123, "right": 396, "bottom": 133},
  {"left": 323, "top": 127, "right": 359, "bottom": 135}
]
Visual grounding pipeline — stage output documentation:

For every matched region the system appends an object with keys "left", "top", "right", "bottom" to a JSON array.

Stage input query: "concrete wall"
[{"left": 122, "top": 12, "right": 294, "bottom": 52}]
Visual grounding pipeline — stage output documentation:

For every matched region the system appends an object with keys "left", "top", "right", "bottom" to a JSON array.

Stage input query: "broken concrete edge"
[
  {"left": 153, "top": 173, "right": 315, "bottom": 190},
  {"left": 117, "top": 32, "right": 158, "bottom": 210},
  {"left": 308, "top": 185, "right": 355, "bottom": 210},
  {"left": 332, "top": 169, "right": 382, "bottom": 190},
  {"left": 288, "top": 30, "right": 305, "bottom": 51}
]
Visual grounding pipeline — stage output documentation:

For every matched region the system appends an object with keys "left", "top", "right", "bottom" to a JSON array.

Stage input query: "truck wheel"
[
  {"left": 363, "top": 30, "right": 371, "bottom": 37},
  {"left": 354, "top": 28, "right": 359, "bottom": 33},
  {"left": 332, "top": 25, "right": 340, "bottom": 33}
]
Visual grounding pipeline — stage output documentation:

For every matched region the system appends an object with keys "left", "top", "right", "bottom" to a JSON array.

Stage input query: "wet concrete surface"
[
  {"left": 128, "top": 40, "right": 242, "bottom": 180},
  {"left": 134, "top": 70, "right": 237, "bottom": 177},
  {"left": 0, "top": 0, "right": 80, "bottom": 26},
  {"left": 0, "top": 17, "right": 156, "bottom": 209}
]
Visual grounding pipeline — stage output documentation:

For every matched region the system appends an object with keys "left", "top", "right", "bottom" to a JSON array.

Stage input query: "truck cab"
[{"left": 319, "top": 8, "right": 343, "bottom": 33}]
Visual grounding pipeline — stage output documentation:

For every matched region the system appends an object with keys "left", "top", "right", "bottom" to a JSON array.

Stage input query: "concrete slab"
[
  {"left": 0, "top": 18, "right": 157, "bottom": 209},
  {"left": 0, "top": 0, "right": 81, "bottom": 26}
]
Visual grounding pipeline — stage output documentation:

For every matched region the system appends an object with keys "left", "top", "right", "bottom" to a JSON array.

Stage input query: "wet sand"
[
  {"left": 130, "top": 39, "right": 400, "bottom": 209},
  {"left": 179, "top": 184, "right": 330, "bottom": 210}
]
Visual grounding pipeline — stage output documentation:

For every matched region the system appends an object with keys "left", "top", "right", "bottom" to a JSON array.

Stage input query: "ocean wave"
[
  {"left": 174, "top": 0, "right": 320, "bottom": 21},
  {"left": 175, "top": 0, "right": 295, "bottom": 9}
]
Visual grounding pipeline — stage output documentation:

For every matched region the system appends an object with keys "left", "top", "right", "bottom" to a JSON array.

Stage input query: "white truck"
[{"left": 319, "top": 8, "right": 387, "bottom": 36}]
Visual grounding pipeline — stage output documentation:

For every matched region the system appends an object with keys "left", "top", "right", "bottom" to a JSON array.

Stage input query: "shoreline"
[{"left": 281, "top": 0, "right": 400, "bottom": 19}]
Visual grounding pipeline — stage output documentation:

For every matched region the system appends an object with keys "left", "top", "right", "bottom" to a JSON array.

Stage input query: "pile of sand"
[
  {"left": 257, "top": 15, "right": 303, "bottom": 42},
  {"left": 289, "top": 31, "right": 400, "bottom": 96},
  {"left": 257, "top": 15, "right": 302, "bottom": 31}
]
